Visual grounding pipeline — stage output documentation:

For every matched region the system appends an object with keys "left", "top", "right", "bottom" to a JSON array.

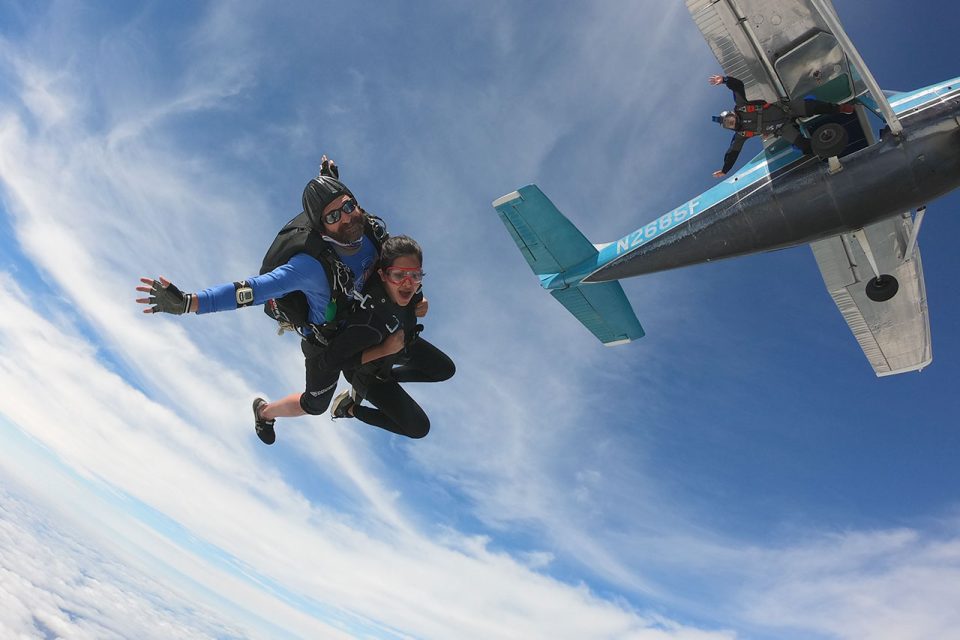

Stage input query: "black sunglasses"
[{"left": 323, "top": 199, "right": 360, "bottom": 225}]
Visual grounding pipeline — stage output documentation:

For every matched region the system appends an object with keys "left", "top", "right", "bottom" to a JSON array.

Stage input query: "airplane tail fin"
[{"left": 492, "top": 185, "right": 644, "bottom": 346}]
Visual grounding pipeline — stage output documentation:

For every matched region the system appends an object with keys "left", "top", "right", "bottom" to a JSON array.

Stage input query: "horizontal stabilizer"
[
  {"left": 552, "top": 282, "right": 645, "bottom": 346},
  {"left": 492, "top": 184, "right": 645, "bottom": 346},
  {"left": 492, "top": 185, "right": 596, "bottom": 275}
]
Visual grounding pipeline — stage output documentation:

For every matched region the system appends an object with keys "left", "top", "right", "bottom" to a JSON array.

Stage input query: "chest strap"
[{"left": 738, "top": 102, "right": 772, "bottom": 113}]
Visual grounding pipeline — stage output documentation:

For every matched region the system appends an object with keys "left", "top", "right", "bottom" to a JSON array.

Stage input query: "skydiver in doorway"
[{"left": 709, "top": 74, "right": 855, "bottom": 178}]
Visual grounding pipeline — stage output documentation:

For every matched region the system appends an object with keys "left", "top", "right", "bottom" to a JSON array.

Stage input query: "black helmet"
[{"left": 302, "top": 176, "right": 355, "bottom": 228}]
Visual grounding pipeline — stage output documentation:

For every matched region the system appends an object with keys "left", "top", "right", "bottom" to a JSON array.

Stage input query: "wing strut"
[
  {"left": 808, "top": 0, "right": 904, "bottom": 135},
  {"left": 904, "top": 206, "right": 927, "bottom": 258},
  {"left": 850, "top": 229, "right": 883, "bottom": 279},
  {"left": 726, "top": 0, "right": 788, "bottom": 100}
]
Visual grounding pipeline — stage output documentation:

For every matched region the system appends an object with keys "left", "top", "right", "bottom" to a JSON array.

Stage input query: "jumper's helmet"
[
  {"left": 713, "top": 110, "right": 737, "bottom": 129},
  {"left": 302, "top": 176, "right": 355, "bottom": 228}
]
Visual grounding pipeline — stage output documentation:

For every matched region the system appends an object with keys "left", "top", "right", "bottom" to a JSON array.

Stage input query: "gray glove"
[
  {"left": 320, "top": 155, "right": 339, "bottom": 179},
  {"left": 144, "top": 279, "right": 193, "bottom": 314}
]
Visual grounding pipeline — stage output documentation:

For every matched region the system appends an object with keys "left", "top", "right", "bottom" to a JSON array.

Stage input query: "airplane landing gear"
[
  {"left": 811, "top": 123, "right": 849, "bottom": 159},
  {"left": 865, "top": 275, "right": 899, "bottom": 302},
  {"left": 851, "top": 228, "right": 899, "bottom": 302}
]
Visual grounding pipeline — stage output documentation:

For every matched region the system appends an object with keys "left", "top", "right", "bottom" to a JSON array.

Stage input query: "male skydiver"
[
  {"left": 136, "top": 156, "right": 411, "bottom": 445},
  {"left": 709, "top": 74, "right": 854, "bottom": 178}
]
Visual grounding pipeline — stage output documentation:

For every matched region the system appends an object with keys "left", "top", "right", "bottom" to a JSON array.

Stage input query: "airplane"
[{"left": 492, "top": 0, "right": 960, "bottom": 377}]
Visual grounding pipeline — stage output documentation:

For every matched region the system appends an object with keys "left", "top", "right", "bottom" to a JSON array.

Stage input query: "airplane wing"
[
  {"left": 810, "top": 213, "right": 931, "bottom": 376},
  {"left": 686, "top": 0, "right": 903, "bottom": 133}
]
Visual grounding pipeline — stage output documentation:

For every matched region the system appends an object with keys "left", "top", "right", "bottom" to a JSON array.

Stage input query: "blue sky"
[{"left": 1, "top": 1, "right": 960, "bottom": 639}]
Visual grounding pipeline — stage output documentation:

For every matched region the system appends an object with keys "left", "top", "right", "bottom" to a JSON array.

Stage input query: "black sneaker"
[
  {"left": 253, "top": 397, "right": 276, "bottom": 445},
  {"left": 330, "top": 389, "right": 356, "bottom": 419}
]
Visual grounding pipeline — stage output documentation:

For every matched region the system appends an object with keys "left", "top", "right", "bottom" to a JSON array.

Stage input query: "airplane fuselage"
[{"left": 571, "top": 79, "right": 960, "bottom": 286}]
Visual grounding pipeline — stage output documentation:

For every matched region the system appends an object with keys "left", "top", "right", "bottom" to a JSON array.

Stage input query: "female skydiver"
[{"left": 322, "top": 235, "right": 455, "bottom": 439}]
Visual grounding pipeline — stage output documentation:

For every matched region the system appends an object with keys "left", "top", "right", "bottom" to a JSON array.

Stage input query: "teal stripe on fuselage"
[{"left": 886, "top": 76, "right": 960, "bottom": 114}]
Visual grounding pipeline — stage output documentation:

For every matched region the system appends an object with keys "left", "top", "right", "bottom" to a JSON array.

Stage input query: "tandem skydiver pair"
[{"left": 136, "top": 156, "right": 454, "bottom": 445}]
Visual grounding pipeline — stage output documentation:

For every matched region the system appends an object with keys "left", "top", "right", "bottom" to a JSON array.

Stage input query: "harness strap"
[
  {"left": 263, "top": 212, "right": 389, "bottom": 337},
  {"left": 739, "top": 102, "right": 772, "bottom": 113}
]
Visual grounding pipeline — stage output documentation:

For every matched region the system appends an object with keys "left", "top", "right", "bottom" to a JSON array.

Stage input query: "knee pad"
[
  {"left": 300, "top": 376, "right": 338, "bottom": 415},
  {"left": 300, "top": 390, "right": 331, "bottom": 416}
]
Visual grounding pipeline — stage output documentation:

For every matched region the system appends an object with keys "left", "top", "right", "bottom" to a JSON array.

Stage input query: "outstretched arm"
[
  {"left": 710, "top": 74, "right": 748, "bottom": 106},
  {"left": 715, "top": 133, "right": 747, "bottom": 178},
  {"left": 140, "top": 254, "right": 331, "bottom": 319}
]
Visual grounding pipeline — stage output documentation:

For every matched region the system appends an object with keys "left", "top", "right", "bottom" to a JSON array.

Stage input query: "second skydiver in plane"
[{"left": 709, "top": 74, "right": 855, "bottom": 178}]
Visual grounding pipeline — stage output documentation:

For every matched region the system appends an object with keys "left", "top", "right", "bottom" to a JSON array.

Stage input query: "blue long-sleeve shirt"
[{"left": 195, "top": 240, "right": 378, "bottom": 325}]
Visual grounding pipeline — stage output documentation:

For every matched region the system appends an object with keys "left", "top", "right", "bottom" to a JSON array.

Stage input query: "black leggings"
[{"left": 346, "top": 339, "right": 455, "bottom": 438}]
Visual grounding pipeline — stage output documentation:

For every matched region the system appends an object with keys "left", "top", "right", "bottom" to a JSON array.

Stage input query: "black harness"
[
  {"left": 735, "top": 101, "right": 792, "bottom": 138},
  {"left": 259, "top": 210, "right": 388, "bottom": 343},
  {"left": 346, "top": 278, "right": 424, "bottom": 399}
]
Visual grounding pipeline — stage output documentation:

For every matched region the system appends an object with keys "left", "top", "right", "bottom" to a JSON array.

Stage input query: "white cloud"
[
  {"left": 0, "top": 478, "right": 255, "bottom": 640},
  {"left": 2, "top": 1, "right": 960, "bottom": 639},
  {"left": 739, "top": 527, "right": 960, "bottom": 640}
]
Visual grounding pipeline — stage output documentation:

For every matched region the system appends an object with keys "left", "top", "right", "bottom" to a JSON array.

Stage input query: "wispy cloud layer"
[
  {"left": 0, "top": 478, "right": 251, "bottom": 640},
  {"left": 740, "top": 526, "right": 960, "bottom": 639},
  {"left": 0, "top": 272, "right": 733, "bottom": 638},
  {"left": 2, "top": 1, "right": 960, "bottom": 638}
]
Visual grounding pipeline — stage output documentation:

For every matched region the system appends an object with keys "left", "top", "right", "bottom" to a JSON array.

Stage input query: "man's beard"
[{"left": 325, "top": 219, "right": 364, "bottom": 245}]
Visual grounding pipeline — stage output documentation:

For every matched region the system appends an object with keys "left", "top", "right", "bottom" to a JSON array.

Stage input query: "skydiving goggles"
[
  {"left": 383, "top": 267, "right": 425, "bottom": 285},
  {"left": 323, "top": 198, "right": 360, "bottom": 224}
]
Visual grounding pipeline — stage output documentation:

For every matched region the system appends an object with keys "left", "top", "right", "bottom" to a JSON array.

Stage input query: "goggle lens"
[{"left": 385, "top": 268, "right": 424, "bottom": 284}]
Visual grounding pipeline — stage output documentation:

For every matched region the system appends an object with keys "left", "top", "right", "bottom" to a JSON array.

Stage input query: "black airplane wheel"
[
  {"left": 811, "top": 123, "right": 849, "bottom": 159},
  {"left": 865, "top": 275, "right": 899, "bottom": 302}
]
